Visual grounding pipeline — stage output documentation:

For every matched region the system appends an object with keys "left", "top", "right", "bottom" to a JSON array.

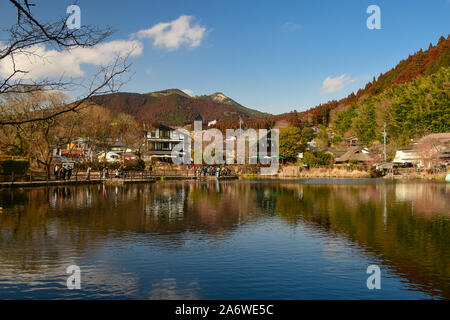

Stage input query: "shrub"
[
  {"left": 136, "top": 159, "right": 146, "bottom": 171},
  {"left": 0, "top": 158, "right": 29, "bottom": 175},
  {"left": 302, "top": 151, "right": 334, "bottom": 168},
  {"left": 368, "top": 167, "right": 384, "bottom": 178}
]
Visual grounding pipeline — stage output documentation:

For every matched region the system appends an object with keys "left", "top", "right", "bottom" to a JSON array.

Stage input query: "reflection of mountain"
[
  {"left": 0, "top": 181, "right": 449, "bottom": 299},
  {"left": 256, "top": 181, "right": 450, "bottom": 299},
  {"left": 0, "top": 183, "right": 259, "bottom": 261}
]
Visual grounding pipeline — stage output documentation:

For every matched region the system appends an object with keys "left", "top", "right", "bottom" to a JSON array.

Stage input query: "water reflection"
[{"left": 0, "top": 180, "right": 449, "bottom": 299}]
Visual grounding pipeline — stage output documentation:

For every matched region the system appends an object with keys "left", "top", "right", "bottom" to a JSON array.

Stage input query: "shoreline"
[
  {"left": 2, "top": 175, "right": 447, "bottom": 189},
  {"left": 273, "top": 166, "right": 448, "bottom": 181},
  {"left": 0, "top": 175, "right": 239, "bottom": 189},
  {"left": 0, "top": 166, "right": 447, "bottom": 189}
]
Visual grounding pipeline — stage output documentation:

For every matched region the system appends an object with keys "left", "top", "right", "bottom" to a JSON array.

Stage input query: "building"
[
  {"left": 392, "top": 146, "right": 421, "bottom": 165},
  {"left": 143, "top": 124, "right": 186, "bottom": 161},
  {"left": 97, "top": 151, "right": 121, "bottom": 163},
  {"left": 324, "top": 147, "right": 347, "bottom": 159},
  {"left": 58, "top": 137, "right": 92, "bottom": 160},
  {"left": 335, "top": 147, "right": 379, "bottom": 167},
  {"left": 345, "top": 137, "right": 359, "bottom": 147},
  {"left": 393, "top": 133, "right": 450, "bottom": 169}
]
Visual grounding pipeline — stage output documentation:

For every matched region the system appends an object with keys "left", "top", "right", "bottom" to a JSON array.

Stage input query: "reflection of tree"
[
  {"left": 0, "top": 182, "right": 258, "bottom": 272},
  {"left": 0, "top": 181, "right": 449, "bottom": 298},
  {"left": 261, "top": 182, "right": 450, "bottom": 299}
]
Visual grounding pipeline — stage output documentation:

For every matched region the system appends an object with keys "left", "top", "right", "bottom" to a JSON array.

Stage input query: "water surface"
[{"left": 0, "top": 179, "right": 449, "bottom": 299}]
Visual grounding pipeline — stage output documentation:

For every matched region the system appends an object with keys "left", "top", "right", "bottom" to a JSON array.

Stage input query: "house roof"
[
  {"left": 325, "top": 147, "right": 347, "bottom": 158},
  {"left": 335, "top": 147, "right": 377, "bottom": 163},
  {"left": 146, "top": 123, "right": 175, "bottom": 131},
  {"left": 417, "top": 132, "right": 450, "bottom": 143}
]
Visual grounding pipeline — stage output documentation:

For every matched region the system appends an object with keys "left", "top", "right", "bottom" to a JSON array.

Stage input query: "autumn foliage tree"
[{"left": 279, "top": 126, "right": 307, "bottom": 161}]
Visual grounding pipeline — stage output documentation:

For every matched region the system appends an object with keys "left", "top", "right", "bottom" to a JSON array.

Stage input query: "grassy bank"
[{"left": 277, "top": 166, "right": 371, "bottom": 179}]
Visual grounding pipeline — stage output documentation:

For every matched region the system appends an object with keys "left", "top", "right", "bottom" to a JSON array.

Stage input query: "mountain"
[
  {"left": 195, "top": 92, "right": 269, "bottom": 118},
  {"left": 333, "top": 66, "right": 449, "bottom": 147},
  {"left": 210, "top": 35, "right": 450, "bottom": 146},
  {"left": 89, "top": 90, "right": 268, "bottom": 126},
  {"left": 299, "top": 34, "right": 450, "bottom": 126},
  {"left": 217, "top": 35, "right": 450, "bottom": 128},
  {"left": 144, "top": 88, "right": 191, "bottom": 98}
]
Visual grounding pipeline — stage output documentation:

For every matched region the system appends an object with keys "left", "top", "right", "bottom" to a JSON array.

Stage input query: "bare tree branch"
[{"left": 0, "top": 0, "right": 131, "bottom": 126}]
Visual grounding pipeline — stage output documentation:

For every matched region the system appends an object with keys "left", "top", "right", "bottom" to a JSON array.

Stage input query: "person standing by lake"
[
  {"left": 67, "top": 167, "right": 72, "bottom": 180},
  {"left": 86, "top": 167, "right": 91, "bottom": 181},
  {"left": 54, "top": 164, "right": 59, "bottom": 180},
  {"left": 58, "top": 166, "right": 64, "bottom": 180},
  {"left": 62, "top": 166, "right": 68, "bottom": 180}
]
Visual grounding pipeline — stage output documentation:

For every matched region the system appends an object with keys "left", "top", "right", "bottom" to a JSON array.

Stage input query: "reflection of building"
[
  {"left": 146, "top": 186, "right": 187, "bottom": 219},
  {"left": 143, "top": 124, "right": 185, "bottom": 161}
]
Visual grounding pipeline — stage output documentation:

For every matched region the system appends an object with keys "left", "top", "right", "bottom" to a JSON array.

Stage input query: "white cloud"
[
  {"left": 136, "top": 15, "right": 207, "bottom": 50},
  {"left": 322, "top": 74, "right": 355, "bottom": 93},
  {"left": 0, "top": 15, "right": 207, "bottom": 80},
  {"left": 0, "top": 40, "right": 143, "bottom": 79},
  {"left": 182, "top": 89, "right": 193, "bottom": 96}
]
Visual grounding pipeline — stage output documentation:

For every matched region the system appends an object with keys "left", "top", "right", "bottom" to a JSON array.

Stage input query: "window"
[{"left": 160, "top": 130, "right": 170, "bottom": 139}]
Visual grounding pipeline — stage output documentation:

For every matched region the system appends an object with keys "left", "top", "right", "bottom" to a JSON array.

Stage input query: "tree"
[
  {"left": 0, "top": 0, "right": 133, "bottom": 125},
  {"left": 302, "top": 150, "right": 334, "bottom": 168},
  {"left": 4, "top": 91, "right": 82, "bottom": 177},
  {"left": 114, "top": 113, "right": 143, "bottom": 158},
  {"left": 315, "top": 125, "right": 330, "bottom": 148},
  {"left": 279, "top": 126, "right": 307, "bottom": 161},
  {"left": 301, "top": 127, "right": 315, "bottom": 142},
  {"left": 353, "top": 99, "right": 377, "bottom": 146},
  {"left": 79, "top": 105, "right": 117, "bottom": 165}
]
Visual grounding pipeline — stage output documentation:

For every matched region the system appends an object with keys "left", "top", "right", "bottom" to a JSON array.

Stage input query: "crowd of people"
[
  {"left": 53, "top": 164, "right": 73, "bottom": 180},
  {"left": 54, "top": 163, "right": 233, "bottom": 181},
  {"left": 97, "top": 165, "right": 132, "bottom": 179},
  {"left": 189, "top": 165, "right": 232, "bottom": 177}
]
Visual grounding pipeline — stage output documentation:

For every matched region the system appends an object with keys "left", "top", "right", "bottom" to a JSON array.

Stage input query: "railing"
[
  {"left": 0, "top": 169, "right": 197, "bottom": 183},
  {"left": 1, "top": 168, "right": 235, "bottom": 184}
]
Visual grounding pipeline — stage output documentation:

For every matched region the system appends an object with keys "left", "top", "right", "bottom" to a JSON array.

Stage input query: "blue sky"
[{"left": 1, "top": 0, "right": 449, "bottom": 114}]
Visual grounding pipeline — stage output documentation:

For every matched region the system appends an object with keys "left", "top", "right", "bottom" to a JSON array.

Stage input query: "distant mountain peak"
[
  {"left": 145, "top": 89, "right": 190, "bottom": 98},
  {"left": 204, "top": 92, "right": 235, "bottom": 104},
  {"left": 89, "top": 89, "right": 269, "bottom": 126}
]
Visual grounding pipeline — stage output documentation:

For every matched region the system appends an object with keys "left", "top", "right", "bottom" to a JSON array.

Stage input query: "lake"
[{"left": 0, "top": 179, "right": 449, "bottom": 299}]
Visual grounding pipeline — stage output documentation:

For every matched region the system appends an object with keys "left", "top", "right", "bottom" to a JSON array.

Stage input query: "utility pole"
[
  {"left": 382, "top": 123, "right": 387, "bottom": 162},
  {"left": 239, "top": 116, "right": 242, "bottom": 131}
]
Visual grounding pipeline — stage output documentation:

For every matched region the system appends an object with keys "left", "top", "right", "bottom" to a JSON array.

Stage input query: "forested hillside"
[
  {"left": 212, "top": 35, "right": 450, "bottom": 148},
  {"left": 333, "top": 66, "right": 450, "bottom": 147},
  {"left": 90, "top": 91, "right": 267, "bottom": 126},
  {"left": 301, "top": 35, "right": 450, "bottom": 126}
]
